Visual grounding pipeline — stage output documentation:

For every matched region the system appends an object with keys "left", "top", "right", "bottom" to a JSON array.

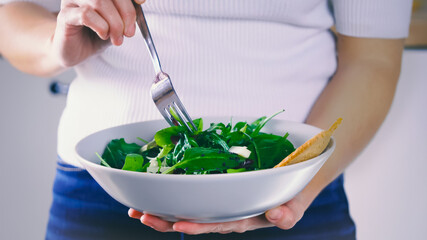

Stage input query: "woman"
[{"left": 0, "top": 0, "right": 412, "bottom": 239}]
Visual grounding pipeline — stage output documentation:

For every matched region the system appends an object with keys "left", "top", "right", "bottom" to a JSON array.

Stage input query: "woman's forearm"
[
  {"left": 1, "top": 0, "right": 143, "bottom": 77},
  {"left": 299, "top": 35, "right": 405, "bottom": 206},
  {"left": 0, "top": 2, "right": 64, "bottom": 77}
]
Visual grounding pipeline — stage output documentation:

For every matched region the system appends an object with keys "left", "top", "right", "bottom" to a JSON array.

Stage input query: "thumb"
[{"left": 265, "top": 205, "right": 299, "bottom": 230}]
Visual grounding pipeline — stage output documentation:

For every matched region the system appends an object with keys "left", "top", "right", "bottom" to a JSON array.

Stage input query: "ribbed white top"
[
  {"left": 0, "top": 0, "right": 412, "bottom": 167},
  {"left": 332, "top": 0, "right": 413, "bottom": 38}
]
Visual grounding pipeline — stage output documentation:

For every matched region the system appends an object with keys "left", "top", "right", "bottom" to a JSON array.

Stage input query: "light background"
[{"left": 0, "top": 50, "right": 426, "bottom": 239}]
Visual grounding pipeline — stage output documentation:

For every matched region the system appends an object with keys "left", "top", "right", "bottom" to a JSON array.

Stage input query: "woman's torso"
[{"left": 58, "top": 0, "right": 337, "bottom": 166}]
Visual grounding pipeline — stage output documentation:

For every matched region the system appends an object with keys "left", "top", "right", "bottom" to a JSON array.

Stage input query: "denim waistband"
[{"left": 56, "top": 159, "right": 85, "bottom": 172}]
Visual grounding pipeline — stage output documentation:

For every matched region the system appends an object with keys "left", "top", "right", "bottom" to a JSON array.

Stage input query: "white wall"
[
  {"left": 345, "top": 49, "right": 427, "bottom": 239},
  {"left": 0, "top": 60, "right": 73, "bottom": 240},
  {"left": 0, "top": 50, "right": 426, "bottom": 239}
]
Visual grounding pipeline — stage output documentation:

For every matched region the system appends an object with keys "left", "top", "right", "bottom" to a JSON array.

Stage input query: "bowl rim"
[{"left": 74, "top": 117, "right": 335, "bottom": 180}]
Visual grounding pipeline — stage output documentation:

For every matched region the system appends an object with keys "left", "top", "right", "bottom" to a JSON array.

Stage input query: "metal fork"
[{"left": 134, "top": 4, "right": 196, "bottom": 132}]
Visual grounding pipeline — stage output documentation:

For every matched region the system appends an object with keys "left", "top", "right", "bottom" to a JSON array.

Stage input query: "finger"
[
  {"left": 112, "top": 0, "right": 136, "bottom": 37},
  {"left": 141, "top": 214, "right": 175, "bottom": 232},
  {"left": 173, "top": 217, "right": 271, "bottom": 235},
  {"left": 173, "top": 221, "right": 231, "bottom": 235},
  {"left": 60, "top": 6, "right": 109, "bottom": 40},
  {"left": 134, "top": 0, "right": 146, "bottom": 4},
  {"left": 128, "top": 208, "right": 143, "bottom": 219},
  {"left": 76, "top": 0, "right": 124, "bottom": 46},
  {"left": 265, "top": 205, "right": 301, "bottom": 230}
]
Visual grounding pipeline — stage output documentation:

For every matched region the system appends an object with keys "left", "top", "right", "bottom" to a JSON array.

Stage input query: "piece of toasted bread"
[{"left": 274, "top": 118, "right": 342, "bottom": 168}]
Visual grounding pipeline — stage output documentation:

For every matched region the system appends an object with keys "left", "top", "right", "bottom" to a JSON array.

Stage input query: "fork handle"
[{"left": 134, "top": 3, "right": 163, "bottom": 75}]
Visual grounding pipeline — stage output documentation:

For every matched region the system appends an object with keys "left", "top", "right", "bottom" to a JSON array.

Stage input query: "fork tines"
[
  {"left": 151, "top": 74, "right": 197, "bottom": 133},
  {"left": 163, "top": 100, "right": 197, "bottom": 133}
]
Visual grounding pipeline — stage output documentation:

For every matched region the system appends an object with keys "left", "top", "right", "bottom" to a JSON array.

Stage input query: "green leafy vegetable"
[
  {"left": 162, "top": 148, "right": 245, "bottom": 174},
  {"left": 137, "top": 137, "right": 149, "bottom": 144},
  {"left": 251, "top": 109, "right": 285, "bottom": 136},
  {"left": 227, "top": 168, "right": 247, "bottom": 173},
  {"left": 248, "top": 134, "right": 295, "bottom": 169},
  {"left": 96, "top": 152, "right": 111, "bottom": 168},
  {"left": 98, "top": 111, "right": 294, "bottom": 175},
  {"left": 166, "top": 133, "right": 193, "bottom": 166},
  {"left": 122, "top": 154, "right": 144, "bottom": 172},
  {"left": 101, "top": 138, "right": 142, "bottom": 169},
  {"left": 154, "top": 126, "right": 187, "bottom": 147}
]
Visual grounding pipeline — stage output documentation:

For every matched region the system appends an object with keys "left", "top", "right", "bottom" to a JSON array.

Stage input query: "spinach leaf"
[
  {"left": 162, "top": 147, "right": 245, "bottom": 174},
  {"left": 233, "top": 121, "right": 248, "bottom": 132},
  {"left": 225, "top": 131, "right": 251, "bottom": 147},
  {"left": 248, "top": 134, "right": 295, "bottom": 169},
  {"left": 101, "top": 138, "right": 142, "bottom": 169},
  {"left": 122, "top": 154, "right": 144, "bottom": 172},
  {"left": 154, "top": 125, "right": 186, "bottom": 147},
  {"left": 154, "top": 118, "right": 203, "bottom": 148}
]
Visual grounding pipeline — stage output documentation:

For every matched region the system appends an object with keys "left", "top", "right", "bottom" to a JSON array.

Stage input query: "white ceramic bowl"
[{"left": 75, "top": 117, "right": 334, "bottom": 223}]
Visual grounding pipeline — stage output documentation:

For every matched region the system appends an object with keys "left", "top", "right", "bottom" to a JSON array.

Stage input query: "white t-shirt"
[{"left": 0, "top": 0, "right": 413, "bottom": 167}]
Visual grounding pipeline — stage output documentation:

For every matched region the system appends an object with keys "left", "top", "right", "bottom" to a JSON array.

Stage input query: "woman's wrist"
[
  {"left": 0, "top": 2, "right": 65, "bottom": 77},
  {"left": 40, "top": 24, "right": 69, "bottom": 77}
]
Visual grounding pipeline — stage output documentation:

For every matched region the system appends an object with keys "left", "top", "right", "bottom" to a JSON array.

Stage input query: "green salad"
[{"left": 97, "top": 110, "right": 295, "bottom": 174}]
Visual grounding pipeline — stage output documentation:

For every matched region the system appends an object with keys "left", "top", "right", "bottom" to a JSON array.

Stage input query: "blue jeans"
[{"left": 46, "top": 160, "right": 356, "bottom": 240}]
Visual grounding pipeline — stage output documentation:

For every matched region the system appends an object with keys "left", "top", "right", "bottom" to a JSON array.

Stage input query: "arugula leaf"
[
  {"left": 162, "top": 147, "right": 245, "bottom": 174},
  {"left": 196, "top": 132, "right": 230, "bottom": 151},
  {"left": 137, "top": 137, "right": 149, "bottom": 144},
  {"left": 96, "top": 152, "right": 111, "bottom": 168},
  {"left": 140, "top": 140, "right": 158, "bottom": 152},
  {"left": 206, "top": 122, "right": 232, "bottom": 137},
  {"left": 141, "top": 161, "right": 151, "bottom": 172},
  {"left": 206, "top": 122, "right": 226, "bottom": 132},
  {"left": 122, "top": 154, "right": 144, "bottom": 172},
  {"left": 165, "top": 134, "right": 191, "bottom": 166},
  {"left": 101, "top": 138, "right": 142, "bottom": 169},
  {"left": 251, "top": 109, "right": 285, "bottom": 136},
  {"left": 156, "top": 144, "right": 174, "bottom": 160},
  {"left": 165, "top": 108, "right": 203, "bottom": 133},
  {"left": 193, "top": 118, "right": 203, "bottom": 134},
  {"left": 249, "top": 116, "right": 267, "bottom": 129}
]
